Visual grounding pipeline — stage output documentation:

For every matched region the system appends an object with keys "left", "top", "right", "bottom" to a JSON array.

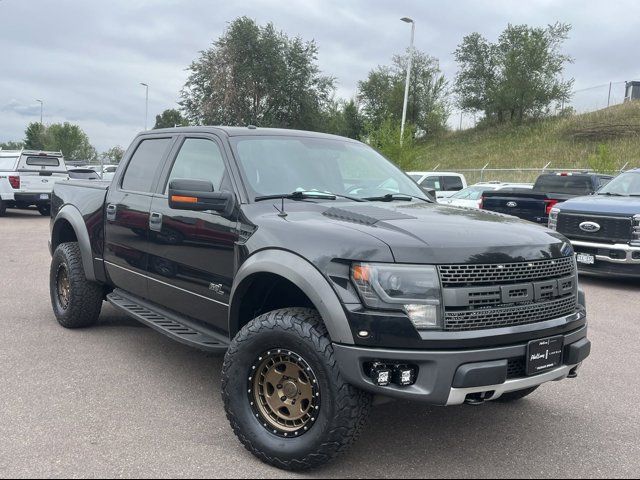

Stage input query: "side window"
[
  {"left": 122, "top": 138, "right": 172, "bottom": 193},
  {"left": 421, "top": 176, "right": 441, "bottom": 191},
  {"left": 166, "top": 138, "right": 226, "bottom": 192},
  {"left": 443, "top": 176, "right": 464, "bottom": 191}
]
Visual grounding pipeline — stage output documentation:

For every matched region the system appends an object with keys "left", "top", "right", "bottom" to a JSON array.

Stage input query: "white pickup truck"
[{"left": 0, "top": 150, "right": 69, "bottom": 217}]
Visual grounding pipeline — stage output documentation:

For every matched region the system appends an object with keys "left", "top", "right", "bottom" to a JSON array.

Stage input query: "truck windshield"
[
  {"left": 534, "top": 175, "right": 593, "bottom": 195},
  {"left": 232, "top": 136, "right": 426, "bottom": 201},
  {"left": 598, "top": 172, "right": 640, "bottom": 196},
  {"left": 25, "top": 156, "right": 60, "bottom": 167}
]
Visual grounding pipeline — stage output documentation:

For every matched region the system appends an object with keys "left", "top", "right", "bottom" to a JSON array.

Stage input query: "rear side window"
[
  {"left": 535, "top": 175, "right": 594, "bottom": 195},
  {"left": 26, "top": 156, "right": 60, "bottom": 167},
  {"left": 442, "top": 176, "right": 464, "bottom": 191},
  {"left": 166, "top": 138, "right": 226, "bottom": 192},
  {"left": 121, "top": 138, "right": 172, "bottom": 193},
  {"left": 0, "top": 157, "right": 18, "bottom": 170}
]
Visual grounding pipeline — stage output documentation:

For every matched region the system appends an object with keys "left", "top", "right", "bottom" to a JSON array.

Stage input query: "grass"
[{"left": 407, "top": 102, "right": 640, "bottom": 184}]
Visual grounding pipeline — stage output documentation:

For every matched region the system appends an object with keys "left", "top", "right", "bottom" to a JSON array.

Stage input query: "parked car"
[
  {"left": 407, "top": 171, "right": 467, "bottom": 199},
  {"left": 101, "top": 165, "right": 118, "bottom": 182},
  {"left": 439, "top": 182, "right": 533, "bottom": 209},
  {"left": 67, "top": 168, "right": 103, "bottom": 180},
  {"left": 549, "top": 168, "right": 640, "bottom": 278},
  {"left": 0, "top": 149, "right": 69, "bottom": 216},
  {"left": 481, "top": 172, "right": 613, "bottom": 224},
  {"left": 49, "top": 127, "right": 590, "bottom": 471}
]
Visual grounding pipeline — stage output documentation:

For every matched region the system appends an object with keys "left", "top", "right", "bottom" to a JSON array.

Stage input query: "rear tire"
[
  {"left": 50, "top": 242, "right": 103, "bottom": 328},
  {"left": 0, "top": 199, "right": 6, "bottom": 217},
  {"left": 222, "top": 308, "right": 371, "bottom": 471},
  {"left": 38, "top": 205, "right": 51, "bottom": 216},
  {"left": 495, "top": 386, "right": 539, "bottom": 403}
]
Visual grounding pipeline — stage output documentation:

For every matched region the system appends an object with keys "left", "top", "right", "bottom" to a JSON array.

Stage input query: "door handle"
[
  {"left": 149, "top": 212, "right": 163, "bottom": 232},
  {"left": 106, "top": 204, "right": 117, "bottom": 221}
]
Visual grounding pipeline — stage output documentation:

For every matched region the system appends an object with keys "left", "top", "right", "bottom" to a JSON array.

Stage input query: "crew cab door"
[
  {"left": 144, "top": 135, "right": 239, "bottom": 331},
  {"left": 103, "top": 136, "right": 175, "bottom": 299}
]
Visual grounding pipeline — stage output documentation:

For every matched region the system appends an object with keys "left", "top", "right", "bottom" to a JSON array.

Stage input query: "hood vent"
[{"left": 322, "top": 206, "right": 416, "bottom": 226}]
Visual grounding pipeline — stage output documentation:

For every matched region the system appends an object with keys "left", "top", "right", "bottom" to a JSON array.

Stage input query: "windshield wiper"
[
  {"left": 363, "top": 193, "right": 432, "bottom": 203},
  {"left": 598, "top": 192, "right": 627, "bottom": 197},
  {"left": 254, "top": 191, "right": 365, "bottom": 202}
]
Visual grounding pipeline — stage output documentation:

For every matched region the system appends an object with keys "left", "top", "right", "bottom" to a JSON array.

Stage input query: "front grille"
[
  {"left": 557, "top": 213, "right": 632, "bottom": 244},
  {"left": 444, "top": 295, "right": 577, "bottom": 331},
  {"left": 438, "top": 257, "right": 575, "bottom": 287}
]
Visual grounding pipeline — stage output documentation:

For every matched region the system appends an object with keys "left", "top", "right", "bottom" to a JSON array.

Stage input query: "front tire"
[
  {"left": 50, "top": 242, "right": 103, "bottom": 328},
  {"left": 222, "top": 308, "right": 371, "bottom": 471},
  {"left": 0, "top": 199, "right": 6, "bottom": 217}
]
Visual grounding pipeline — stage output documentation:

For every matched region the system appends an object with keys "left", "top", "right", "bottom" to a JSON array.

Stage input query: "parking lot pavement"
[{"left": 1, "top": 210, "right": 639, "bottom": 478}]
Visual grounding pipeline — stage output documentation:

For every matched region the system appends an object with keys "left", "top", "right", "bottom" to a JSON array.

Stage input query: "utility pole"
[
  {"left": 140, "top": 83, "right": 149, "bottom": 130},
  {"left": 36, "top": 99, "right": 43, "bottom": 124},
  {"left": 607, "top": 82, "right": 612, "bottom": 108},
  {"left": 400, "top": 17, "right": 415, "bottom": 146}
]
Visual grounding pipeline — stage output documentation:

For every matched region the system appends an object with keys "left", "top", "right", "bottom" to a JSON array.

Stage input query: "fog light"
[
  {"left": 393, "top": 365, "right": 417, "bottom": 386},
  {"left": 370, "top": 363, "right": 392, "bottom": 386},
  {"left": 404, "top": 304, "right": 440, "bottom": 330}
]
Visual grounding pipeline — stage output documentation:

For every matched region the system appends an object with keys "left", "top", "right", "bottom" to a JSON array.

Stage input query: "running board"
[{"left": 107, "top": 289, "right": 230, "bottom": 353}]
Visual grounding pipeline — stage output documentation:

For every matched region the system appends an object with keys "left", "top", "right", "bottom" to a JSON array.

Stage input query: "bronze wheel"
[
  {"left": 249, "top": 349, "right": 320, "bottom": 438},
  {"left": 56, "top": 264, "right": 71, "bottom": 310}
]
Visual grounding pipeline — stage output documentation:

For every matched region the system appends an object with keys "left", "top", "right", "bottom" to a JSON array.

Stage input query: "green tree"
[
  {"left": 154, "top": 109, "right": 188, "bottom": 129},
  {"left": 319, "top": 98, "right": 364, "bottom": 139},
  {"left": 366, "top": 118, "right": 417, "bottom": 170},
  {"left": 0, "top": 140, "right": 24, "bottom": 150},
  {"left": 100, "top": 146, "right": 126, "bottom": 164},
  {"left": 180, "top": 16, "right": 335, "bottom": 130},
  {"left": 454, "top": 23, "right": 574, "bottom": 123},
  {"left": 24, "top": 122, "right": 49, "bottom": 150},
  {"left": 45, "top": 123, "right": 97, "bottom": 161},
  {"left": 358, "top": 49, "right": 449, "bottom": 136}
]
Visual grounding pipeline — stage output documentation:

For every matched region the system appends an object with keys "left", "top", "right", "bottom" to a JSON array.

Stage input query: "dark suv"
[{"left": 48, "top": 127, "right": 591, "bottom": 470}]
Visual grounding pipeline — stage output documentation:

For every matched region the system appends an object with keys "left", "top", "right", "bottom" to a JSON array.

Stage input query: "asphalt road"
[{"left": 1, "top": 209, "right": 639, "bottom": 478}]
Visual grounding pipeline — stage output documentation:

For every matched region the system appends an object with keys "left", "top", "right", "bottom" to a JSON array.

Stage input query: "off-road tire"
[
  {"left": 38, "top": 205, "right": 51, "bottom": 216},
  {"left": 0, "top": 199, "right": 6, "bottom": 217},
  {"left": 495, "top": 386, "right": 539, "bottom": 403},
  {"left": 50, "top": 242, "right": 103, "bottom": 328},
  {"left": 222, "top": 308, "right": 372, "bottom": 471}
]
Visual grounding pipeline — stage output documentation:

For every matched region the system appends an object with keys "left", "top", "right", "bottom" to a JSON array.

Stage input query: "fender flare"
[
  {"left": 229, "top": 249, "right": 355, "bottom": 345},
  {"left": 52, "top": 205, "right": 96, "bottom": 282}
]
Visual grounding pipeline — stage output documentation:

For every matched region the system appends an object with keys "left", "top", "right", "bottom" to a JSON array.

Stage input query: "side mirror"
[
  {"left": 168, "top": 179, "right": 235, "bottom": 215},
  {"left": 420, "top": 186, "right": 437, "bottom": 201}
]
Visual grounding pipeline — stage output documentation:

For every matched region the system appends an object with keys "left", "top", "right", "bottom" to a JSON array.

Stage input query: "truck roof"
[{"left": 146, "top": 126, "right": 361, "bottom": 143}]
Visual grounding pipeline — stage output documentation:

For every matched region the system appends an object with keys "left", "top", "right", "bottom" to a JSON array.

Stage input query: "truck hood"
[
  {"left": 558, "top": 195, "right": 640, "bottom": 217},
  {"left": 252, "top": 201, "right": 572, "bottom": 265}
]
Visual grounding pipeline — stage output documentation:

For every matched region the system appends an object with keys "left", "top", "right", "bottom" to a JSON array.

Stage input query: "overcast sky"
[{"left": 1, "top": 0, "right": 639, "bottom": 153}]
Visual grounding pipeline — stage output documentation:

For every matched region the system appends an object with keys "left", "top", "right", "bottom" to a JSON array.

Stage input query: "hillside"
[{"left": 409, "top": 102, "right": 640, "bottom": 183}]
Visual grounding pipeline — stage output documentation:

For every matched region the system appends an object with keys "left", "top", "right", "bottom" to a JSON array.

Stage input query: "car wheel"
[
  {"left": 495, "top": 386, "right": 539, "bottom": 403},
  {"left": 0, "top": 199, "right": 6, "bottom": 217},
  {"left": 50, "top": 242, "right": 103, "bottom": 328},
  {"left": 38, "top": 205, "right": 51, "bottom": 216},
  {"left": 222, "top": 308, "right": 372, "bottom": 471}
]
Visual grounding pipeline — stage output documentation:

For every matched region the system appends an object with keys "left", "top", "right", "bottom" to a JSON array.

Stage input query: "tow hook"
[
  {"left": 464, "top": 391, "right": 493, "bottom": 406},
  {"left": 567, "top": 366, "right": 580, "bottom": 379}
]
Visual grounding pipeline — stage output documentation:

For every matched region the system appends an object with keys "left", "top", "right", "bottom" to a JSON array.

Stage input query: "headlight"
[
  {"left": 548, "top": 207, "right": 560, "bottom": 230},
  {"left": 351, "top": 263, "right": 443, "bottom": 330}
]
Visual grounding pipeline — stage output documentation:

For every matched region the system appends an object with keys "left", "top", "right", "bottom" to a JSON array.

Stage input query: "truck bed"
[{"left": 482, "top": 189, "right": 571, "bottom": 224}]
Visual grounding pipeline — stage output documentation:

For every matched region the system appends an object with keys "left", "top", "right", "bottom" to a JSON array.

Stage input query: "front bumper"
[
  {"left": 334, "top": 324, "right": 589, "bottom": 406},
  {"left": 572, "top": 240, "right": 640, "bottom": 277}
]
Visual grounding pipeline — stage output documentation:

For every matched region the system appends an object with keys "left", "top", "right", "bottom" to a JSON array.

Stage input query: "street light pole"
[
  {"left": 400, "top": 17, "right": 415, "bottom": 146},
  {"left": 36, "top": 99, "right": 43, "bottom": 125},
  {"left": 140, "top": 83, "right": 149, "bottom": 130}
]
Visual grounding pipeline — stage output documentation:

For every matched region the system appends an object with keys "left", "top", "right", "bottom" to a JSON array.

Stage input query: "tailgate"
[
  {"left": 18, "top": 172, "right": 68, "bottom": 193},
  {"left": 482, "top": 191, "right": 548, "bottom": 223}
]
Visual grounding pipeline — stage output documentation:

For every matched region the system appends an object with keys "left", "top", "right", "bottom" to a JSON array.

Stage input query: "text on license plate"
[
  {"left": 576, "top": 253, "right": 595, "bottom": 265},
  {"left": 39, "top": 194, "right": 49, "bottom": 200}
]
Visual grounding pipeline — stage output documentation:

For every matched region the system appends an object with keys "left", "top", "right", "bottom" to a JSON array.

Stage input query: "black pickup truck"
[
  {"left": 482, "top": 172, "right": 612, "bottom": 224},
  {"left": 549, "top": 169, "right": 640, "bottom": 278},
  {"left": 48, "top": 127, "right": 590, "bottom": 471}
]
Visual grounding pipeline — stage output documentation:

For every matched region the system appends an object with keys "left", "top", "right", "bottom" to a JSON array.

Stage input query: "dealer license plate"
[
  {"left": 576, "top": 253, "right": 595, "bottom": 265},
  {"left": 526, "top": 337, "right": 563, "bottom": 376}
]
